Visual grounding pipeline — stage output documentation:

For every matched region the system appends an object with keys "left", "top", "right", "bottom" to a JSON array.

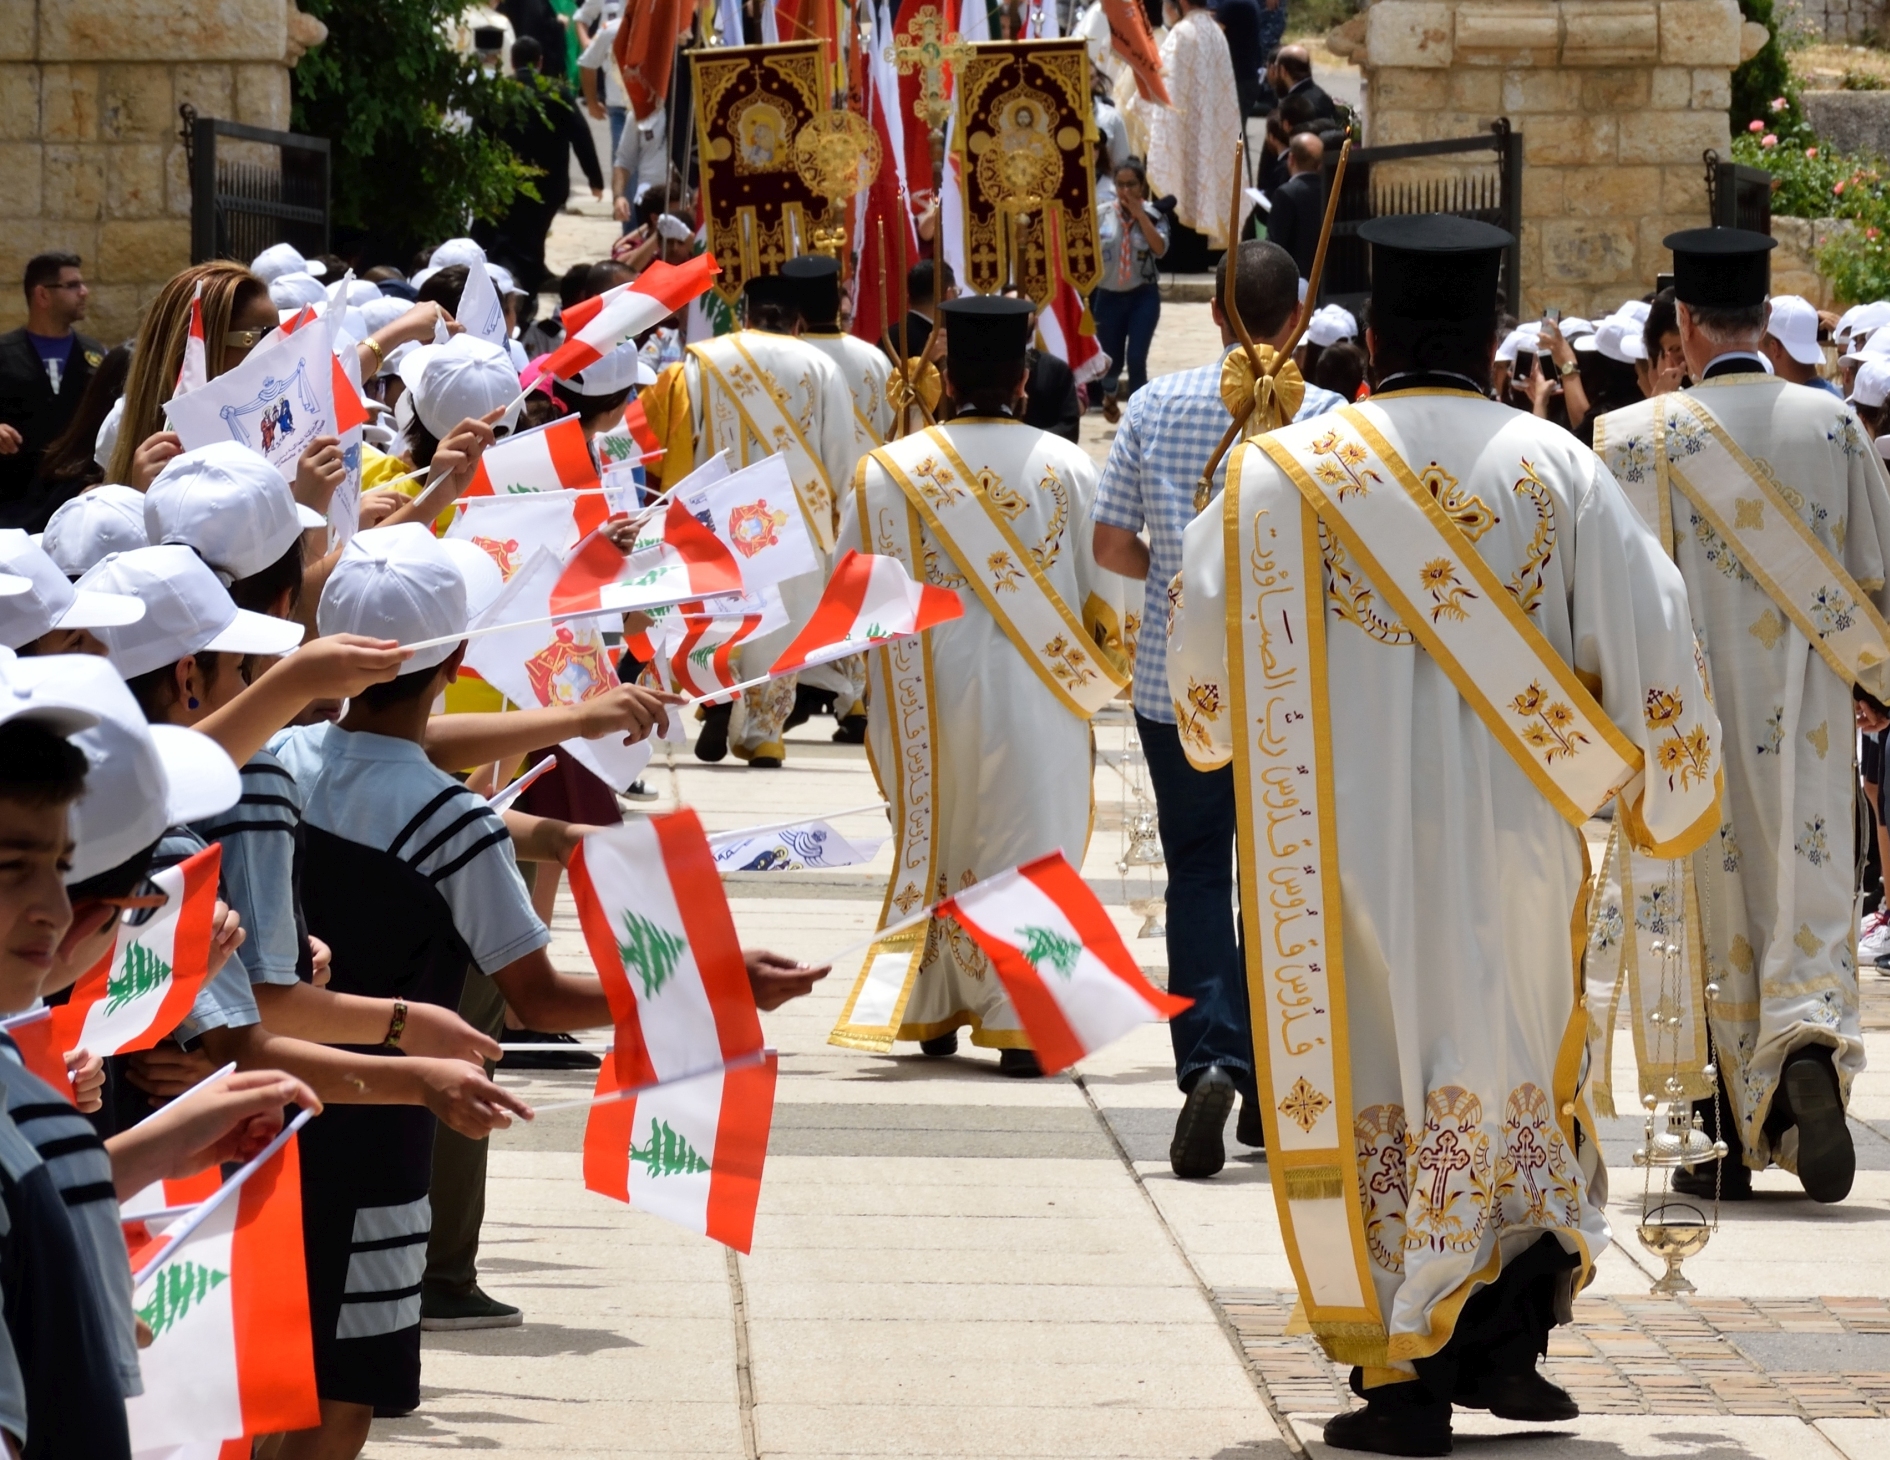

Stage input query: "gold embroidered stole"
[
  {"left": 1658, "top": 389, "right": 1890, "bottom": 695},
  {"left": 871, "top": 426, "right": 1129, "bottom": 718},
  {"left": 1224, "top": 444, "right": 1387, "bottom": 1366},
  {"left": 828, "top": 478, "right": 941, "bottom": 1052},
  {"left": 1258, "top": 406, "right": 1644, "bottom": 826},
  {"left": 689, "top": 334, "right": 838, "bottom": 553},
  {"left": 1589, "top": 398, "right": 1674, "bottom": 555}
]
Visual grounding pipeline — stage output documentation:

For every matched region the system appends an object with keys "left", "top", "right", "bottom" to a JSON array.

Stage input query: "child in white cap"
[{"left": 39, "top": 484, "right": 149, "bottom": 579}]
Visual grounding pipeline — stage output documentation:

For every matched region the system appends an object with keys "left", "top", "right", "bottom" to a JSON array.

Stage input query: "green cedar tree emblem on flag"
[
  {"left": 618, "top": 909, "right": 687, "bottom": 999},
  {"left": 1018, "top": 925, "right": 1082, "bottom": 980},
  {"left": 689, "top": 644, "right": 715, "bottom": 667},
  {"left": 630, "top": 1119, "right": 712, "bottom": 1176},
  {"left": 858, "top": 622, "right": 887, "bottom": 641},
  {"left": 138, "top": 1259, "right": 227, "bottom": 1341},
  {"left": 105, "top": 942, "right": 171, "bottom": 1016}
]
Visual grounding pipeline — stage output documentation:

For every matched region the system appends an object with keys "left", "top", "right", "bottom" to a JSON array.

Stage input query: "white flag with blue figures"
[{"left": 708, "top": 814, "right": 885, "bottom": 873}]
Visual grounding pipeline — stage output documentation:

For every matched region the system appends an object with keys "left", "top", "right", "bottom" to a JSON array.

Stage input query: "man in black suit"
[
  {"left": 0, "top": 253, "right": 102, "bottom": 509},
  {"left": 1265, "top": 132, "right": 1325, "bottom": 276},
  {"left": 1260, "top": 45, "right": 1338, "bottom": 189}
]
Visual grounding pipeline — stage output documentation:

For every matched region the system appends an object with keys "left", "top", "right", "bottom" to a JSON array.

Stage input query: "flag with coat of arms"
[
  {"left": 567, "top": 809, "right": 776, "bottom": 1250},
  {"left": 550, "top": 495, "right": 743, "bottom": 616},
  {"left": 937, "top": 851, "right": 1190, "bottom": 1076}
]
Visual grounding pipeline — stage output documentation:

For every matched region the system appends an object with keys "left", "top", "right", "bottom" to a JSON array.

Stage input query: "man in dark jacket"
[
  {"left": 1023, "top": 346, "right": 1081, "bottom": 443},
  {"left": 1259, "top": 46, "right": 1338, "bottom": 189},
  {"left": 0, "top": 253, "right": 101, "bottom": 511},
  {"left": 1264, "top": 131, "right": 1325, "bottom": 276},
  {"left": 474, "top": 37, "right": 604, "bottom": 293}
]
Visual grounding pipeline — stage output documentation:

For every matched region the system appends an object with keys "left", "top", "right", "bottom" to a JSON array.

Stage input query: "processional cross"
[{"left": 888, "top": 5, "right": 974, "bottom": 141}]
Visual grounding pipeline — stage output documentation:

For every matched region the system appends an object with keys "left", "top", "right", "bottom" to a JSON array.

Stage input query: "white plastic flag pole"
[
  {"left": 818, "top": 901, "right": 939, "bottom": 969},
  {"left": 683, "top": 669, "right": 779, "bottom": 708},
  {"left": 487, "top": 753, "right": 558, "bottom": 811},
  {"left": 131, "top": 1062, "right": 237, "bottom": 1125},
  {"left": 132, "top": 1108, "right": 315, "bottom": 1276},
  {"left": 399, "top": 606, "right": 620, "bottom": 655},
  {"left": 524, "top": 1046, "right": 776, "bottom": 1114}
]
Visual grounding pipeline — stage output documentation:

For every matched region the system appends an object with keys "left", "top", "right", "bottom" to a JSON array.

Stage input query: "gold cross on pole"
[{"left": 887, "top": 4, "right": 974, "bottom": 137}]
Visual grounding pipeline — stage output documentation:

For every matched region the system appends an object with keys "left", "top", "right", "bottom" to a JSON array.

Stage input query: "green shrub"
[
  {"left": 291, "top": 0, "right": 548, "bottom": 252},
  {"left": 1731, "top": 104, "right": 1890, "bottom": 302},
  {"left": 1730, "top": 0, "right": 1800, "bottom": 130}
]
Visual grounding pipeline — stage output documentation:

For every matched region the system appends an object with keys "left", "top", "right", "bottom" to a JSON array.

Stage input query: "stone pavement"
[{"left": 354, "top": 702, "right": 1890, "bottom": 1460}]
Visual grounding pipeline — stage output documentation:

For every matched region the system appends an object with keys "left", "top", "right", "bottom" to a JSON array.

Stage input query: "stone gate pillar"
[
  {"left": 0, "top": 1, "right": 326, "bottom": 343},
  {"left": 1329, "top": 0, "right": 1770, "bottom": 319}
]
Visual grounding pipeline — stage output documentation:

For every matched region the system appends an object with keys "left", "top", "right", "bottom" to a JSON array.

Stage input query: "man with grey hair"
[{"left": 1589, "top": 228, "right": 1890, "bottom": 1207}]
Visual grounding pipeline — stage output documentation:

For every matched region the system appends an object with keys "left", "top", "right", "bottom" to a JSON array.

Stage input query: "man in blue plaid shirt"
[{"left": 1092, "top": 239, "right": 1343, "bottom": 1179}]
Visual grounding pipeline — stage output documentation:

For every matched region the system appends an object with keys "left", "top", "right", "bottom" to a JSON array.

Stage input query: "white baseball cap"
[
  {"left": 0, "top": 656, "right": 99, "bottom": 742},
  {"left": 269, "top": 271, "right": 329, "bottom": 312},
  {"left": 251, "top": 243, "right": 323, "bottom": 283},
  {"left": 3, "top": 654, "right": 242, "bottom": 885},
  {"left": 1495, "top": 324, "right": 1539, "bottom": 364},
  {"left": 318, "top": 524, "right": 468, "bottom": 675},
  {"left": 1850, "top": 358, "right": 1890, "bottom": 409},
  {"left": 428, "top": 238, "right": 487, "bottom": 271},
  {"left": 1842, "top": 300, "right": 1890, "bottom": 348},
  {"left": 146, "top": 442, "right": 326, "bottom": 583},
  {"left": 0, "top": 529, "right": 143, "bottom": 649},
  {"left": 438, "top": 537, "right": 505, "bottom": 620},
  {"left": 571, "top": 342, "right": 659, "bottom": 395},
  {"left": 41, "top": 485, "right": 150, "bottom": 577},
  {"left": 1559, "top": 316, "right": 1595, "bottom": 340},
  {"left": 1766, "top": 294, "right": 1823, "bottom": 367},
  {"left": 1304, "top": 304, "right": 1357, "bottom": 349},
  {"left": 489, "top": 263, "right": 524, "bottom": 299},
  {"left": 397, "top": 334, "right": 521, "bottom": 439},
  {"left": 79, "top": 545, "right": 306, "bottom": 680},
  {"left": 1588, "top": 314, "right": 1639, "bottom": 365}
]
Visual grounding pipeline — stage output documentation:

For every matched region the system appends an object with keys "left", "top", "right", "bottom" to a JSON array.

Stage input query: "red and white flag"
[
  {"left": 938, "top": 852, "right": 1190, "bottom": 1075},
  {"left": 120, "top": 1062, "right": 240, "bottom": 1270},
  {"left": 124, "top": 1119, "right": 320, "bottom": 1451},
  {"left": 568, "top": 810, "right": 775, "bottom": 1249},
  {"left": 464, "top": 414, "right": 603, "bottom": 503},
  {"left": 54, "top": 844, "right": 222, "bottom": 1060},
  {"left": 620, "top": 396, "right": 663, "bottom": 461},
  {"left": 769, "top": 550, "right": 962, "bottom": 675},
  {"left": 540, "top": 255, "right": 719, "bottom": 382},
  {"left": 550, "top": 495, "right": 743, "bottom": 616},
  {"left": 664, "top": 606, "right": 770, "bottom": 700},
  {"left": 174, "top": 282, "right": 209, "bottom": 399},
  {"left": 2, "top": 1008, "right": 75, "bottom": 1102},
  {"left": 674, "top": 454, "right": 819, "bottom": 596}
]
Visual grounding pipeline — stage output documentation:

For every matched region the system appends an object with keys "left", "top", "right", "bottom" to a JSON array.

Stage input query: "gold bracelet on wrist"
[{"left": 364, "top": 336, "right": 386, "bottom": 366}]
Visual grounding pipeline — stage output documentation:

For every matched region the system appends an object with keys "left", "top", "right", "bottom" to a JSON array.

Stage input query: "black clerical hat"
[
  {"left": 939, "top": 295, "right": 1034, "bottom": 368},
  {"left": 1359, "top": 214, "right": 1512, "bottom": 324},
  {"left": 781, "top": 254, "right": 841, "bottom": 319},
  {"left": 742, "top": 272, "right": 796, "bottom": 310},
  {"left": 1663, "top": 228, "right": 1775, "bottom": 309}
]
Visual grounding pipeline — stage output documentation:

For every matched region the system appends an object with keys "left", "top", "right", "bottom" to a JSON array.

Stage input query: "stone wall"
[
  {"left": 1786, "top": 0, "right": 1884, "bottom": 44},
  {"left": 0, "top": 2, "right": 323, "bottom": 346},
  {"left": 1330, "top": 0, "right": 1769, "bottom": 320},
  {"left": 1802, "top": 89, "right": 1890, "bottom": 159}
]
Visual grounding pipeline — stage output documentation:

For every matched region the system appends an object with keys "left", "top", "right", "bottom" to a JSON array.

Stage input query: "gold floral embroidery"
[
  {"left": 980, "top": 467, "right": 1028, "bottom": 519},
  {"left": 892, "top": 881, "right": 924, "bottom": 914},
  {"left": 1041, "top": 634, "right": 1097, "bottom": 689},
  {"left": 1177, "top": 678, "right": 1222, "bottom": 754},
  {"left": 1026, "top": 468, "right": 1069, "bottom": 572},
  {"left": 908, "top": 455, "right": 963, "bottom": 510},
  {"left": 1807, "top": 721, "right": 1830, "bottom": 759},
  {"left": 1279, "top": 1076, "right": 1332, "bottom": 1133},
  {"left": 1320, "top": 524, "right": 1412, "bottom": 645},
  {"left": 1310, "top": 430, "right": 1383, "bottom": 500},
  {"left": 1504, "top": 461, "right": 1556, "bottom": 615},
  {"left": 1495, "top": 1084, "right": 1581, "bottom": 1230},
  {"left": 1644, "top": 686, "right": 1712, "bottom": 792},
  {"left": 1510, "top": 681, "right": 1590, "bottom": 763},
  {"left": 921, "top": 541, "right": 968, "bottom": 590},
  {"left": 1355, "top": 1104, "right": 1409, "bottom": 1274},
  {"left": 987, "top": 550, "right": 1022, "bottom": 592},
  {"left": 1728, "top": 935, "right": 1755, "bottom": 974},
  {"left": 1419, "top": 462, "right": 1495, "bottom": 541},
  {"left": 1417, "top": 557, "right": 1477, "bottom": 623},
  {"left": 1734, "top": 497, "right": 1765, "bottom": 531},
  {"left": 1794, "top": 923, "right": 1823, "bottom": 957},
  {"left": 1405, "top": 1087, "right": 1493, "bottom": 1256}
]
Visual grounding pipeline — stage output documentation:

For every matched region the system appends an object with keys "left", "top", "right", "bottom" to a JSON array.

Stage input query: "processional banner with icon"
[
  {"left": 692, "top": 42, "right": 882, "bottom": 304},
  {"left": 951, "top": 39, "right": 1101, "bottom": 318}
]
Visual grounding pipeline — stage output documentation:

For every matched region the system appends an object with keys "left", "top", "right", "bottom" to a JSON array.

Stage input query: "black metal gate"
[
  {"left": 1316, "top": 119, "right": 1523, "bottom": 316},
  {"left": 183, "top": 106, "right": 331, "bottom": 266},
  {"left": 1705, "top": 151, "right": 1772, "bottom": 234}
]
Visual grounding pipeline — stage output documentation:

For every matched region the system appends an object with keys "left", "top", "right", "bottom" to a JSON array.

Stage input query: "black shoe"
[
  {"left": 1322, "top": 1399, "right": 1452, "bottom": 1456},
  {"left": 832, "top": 714, "right": 868, "bottom": 744},
  {"left": 621, "top": 778, "right": 658, "bottom": 802},
  {"left": 498, "top": 1028, "right": 600, "bottom": 1070},
  {"left": 748, "top": 754, "right": 783, "bottom": 768},
  {"left": 919, "top": 1032, "right": 958, "bottom": 1057},
  {"left": 1783, "top": 1046, "right": 1855, "bottom": 1203},
  {"left": 1236, "top": 1096, "right": 1265, "bottom": 1149},
  {"left": 999, "top": 1048, "right": 1043, "bottom": 1078},
  {"left": 1171, "top": 1065, "right": 1236, "bottom": 1179},
  {"left": 783, "top": 685, "right": 833, "bottom": 732},
  {"left": 1455, "top": 1369, "right": 1578, "bottom": 1422},
  {"left": 1671, "top": 1158, "right": 1752, "bottom": 1200},
  {"left": 694, "top": 703, "right": 732, "bottom": 763}
]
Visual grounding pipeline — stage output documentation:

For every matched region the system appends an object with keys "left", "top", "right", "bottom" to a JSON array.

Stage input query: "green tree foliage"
[
  {"left": 290, "top": 0, "right": 547, "bottom": 248},
  {"left": 1730, "top": 0, "right": 1798, "bottom": 132}
]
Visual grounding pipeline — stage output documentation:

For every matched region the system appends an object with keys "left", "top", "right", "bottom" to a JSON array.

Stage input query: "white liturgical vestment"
[{"left": 1167, "top": 388, "right": 1721, "bottom": 1375}]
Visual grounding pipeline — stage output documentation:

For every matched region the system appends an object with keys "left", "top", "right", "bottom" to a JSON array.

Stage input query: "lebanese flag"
[
  {"left": 54, "top": 844, "right": 222, "bottom": 1060},
  {"left": 569, "top": 810, "right": 775, "bottom": 1249},
  {"left": 613, "top": 0, "right": 696, "bottom": 120},
  {"left": 451, "top": 417, "right": 612, "bottom": 565},
  {"left": 768, "top": 550, "right": 962, "bottom": 675},
  {"left": 123, "top": 1122, "right": 320, "bottom": 1450},
  {"left": 121, "top": 1165, "right": 224, "bottom": 1271},
  {"left": 550, "top": 495, "right": 743, "bottom": 616},
  {"left": 175, "top": 282, "right": 208, "bottom": 398},
  {"left": 666, "top": 608, "right": 767, "bottom": 700},
  {"left": 938, "top": 852, "right": 1191, "bottom": 1076},
  {"left": 464, "top": 415, "right": 602, "bottom": 500},
  {"left": 621, "top": 396, "right": 662, "bottom": 461},
  {"left": 3, "top": 1008, "right": 75, "bottom": 1102},
  {"left": 540, "top": 256, "right": 719, "bottom": 382},
  {"left": 1037, "top": 275, "right": 1107, "bottom": 387}
]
